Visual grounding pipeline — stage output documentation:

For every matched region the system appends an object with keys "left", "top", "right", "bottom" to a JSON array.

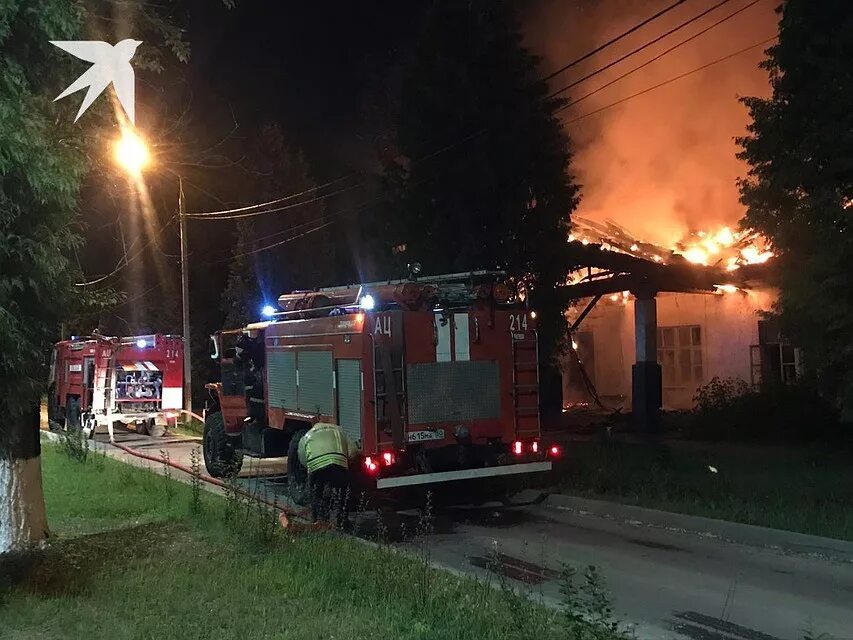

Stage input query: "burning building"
[{"left": 560, "top": 222, "right": 798, "bottom": 418}]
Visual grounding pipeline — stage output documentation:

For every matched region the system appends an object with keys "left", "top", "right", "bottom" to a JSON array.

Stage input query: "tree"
[
  {"left": 0, "top": 0, "right": 220, "bottom": 555},
  {"left": 368, "top": 0, "right": 578, "bottom": 395},
  {"left": 737, "top": 1, "right": 853, "bottom": 420},
  {"left": 222, "top": 221, "right": 262, "bottom": 328},
  {"left": 0, "top": 0, "right": 88, "bottom": 554},
  {"left": 218, "top": 123, "right": 333, "bottom": 329}
]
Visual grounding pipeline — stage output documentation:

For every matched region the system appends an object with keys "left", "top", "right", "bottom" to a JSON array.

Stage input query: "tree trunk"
[{"left": 0, "top": 404, "right": 49, "bottom": 555}]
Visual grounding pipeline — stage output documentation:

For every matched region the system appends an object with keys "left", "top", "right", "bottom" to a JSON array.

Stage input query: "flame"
[
  {"left": 565, "top": 219, "right": 775, "bottom": 290},
  {"left": 682, "top": 247, "right": 709, "bottom": 265},
  {"left": 740, "top": 245, "right": 774, "bottom": 264},
  {"left": 714, "top": 284, "right": 739, "bottom": 294}
]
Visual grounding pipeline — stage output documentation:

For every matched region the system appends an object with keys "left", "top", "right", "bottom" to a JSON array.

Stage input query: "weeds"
[
  {"left": 159, "top": 450, "right": 175, "bottom": 501},
  {"left": 189, "top": 447, "right": 202, "bottom": 515},
  {"left": 558, "top": 563, "right": 631, "bottom": 639},
  {"left": 59, "top": 427, "right": 89, "bottom": 463}
]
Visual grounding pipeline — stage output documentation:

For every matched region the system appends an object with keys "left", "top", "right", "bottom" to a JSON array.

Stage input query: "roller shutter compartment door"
[
  {"left": 297, "top": 350, "right": 334, "bottom": 416},
  {"left": 336, "top": 359, "right": 362, "bottom": 443},
  {"left": 267, "top": 351, "right": 297, "bottom": 409}
]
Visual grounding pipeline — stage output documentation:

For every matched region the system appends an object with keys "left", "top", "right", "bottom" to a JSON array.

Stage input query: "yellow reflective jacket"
[{"left": 297, "top": 423, "right": 358, "bottom": 473}]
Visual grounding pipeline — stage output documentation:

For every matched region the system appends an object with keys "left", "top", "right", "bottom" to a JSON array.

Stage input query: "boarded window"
[{"left": 657, "top": 325, "right": 703, "bottom": 388}]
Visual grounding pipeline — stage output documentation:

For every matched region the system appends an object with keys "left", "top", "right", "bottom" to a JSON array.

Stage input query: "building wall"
[{"left": 563, "top": 288, "right": 777, "bottom": 410}]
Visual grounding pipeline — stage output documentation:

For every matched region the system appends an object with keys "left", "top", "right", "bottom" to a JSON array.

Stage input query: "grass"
[
  {"left": 549, "top": 438, "right": 853, "bottom": 541},
  {"left": 1, "top": 444, "right": 624, "bottom": 640}
]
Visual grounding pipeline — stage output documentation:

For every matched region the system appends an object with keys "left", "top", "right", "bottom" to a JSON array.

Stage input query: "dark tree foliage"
[
  {"left": 370, "top": 0, "right": 578, "bottom": 366},
  {"left": 219, "top": 122, "right": 334, "bottom": 329},
  {"left": 221, "top": 220, "right": 261, "bottom": 328},
  {"left": 0, "top": 0, "right": 223, "bottom": 458},
  {"left": 737, "top": 0, "right": 853, "bottom": 420},
  {"left": 0, "top": 1, "right": 87, "bottom": 456}
]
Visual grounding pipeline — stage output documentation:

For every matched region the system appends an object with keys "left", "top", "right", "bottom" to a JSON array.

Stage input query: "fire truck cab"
[
  {"left": 203, "top": 271, "right": 556, "bottom": 491},
  {"left": 49, "top": 333, "right": 184, "bottom": 437}
]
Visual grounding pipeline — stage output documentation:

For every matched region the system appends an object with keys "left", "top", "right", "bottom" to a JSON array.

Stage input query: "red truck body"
[
  {"left": 49, "top": 333, "right": 183, "bottom": 434},
  {"left": 205, "top": 272, "right": 555, "bottom": 487}
]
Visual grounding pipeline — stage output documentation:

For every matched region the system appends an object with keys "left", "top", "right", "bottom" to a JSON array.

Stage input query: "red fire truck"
[
  {"left": 203, "top": 271, "right": 557, "bottom": 493},
  {"left": 49, "top": 333, "right": 184, "bottom": 437}
]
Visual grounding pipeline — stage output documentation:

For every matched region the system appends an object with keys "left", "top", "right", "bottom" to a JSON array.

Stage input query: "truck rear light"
[
  {"left": 531, "top": 441, "right": 539, "bottom": 453},
  {"left": 512, "top": 440, "right": 523, "bottom": 456},
  {"left": 548, "top": 444, "right": 561, "bottom": 457},
  {"left": 382, "top": 451, "right": 395, "bottom": 466},
  {"left": 363, "top": 457, "right": 378, "bottom": 474}
]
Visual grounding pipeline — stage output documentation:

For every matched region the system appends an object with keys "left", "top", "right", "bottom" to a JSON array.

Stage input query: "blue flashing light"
[
  {"left": 359, "top": 294, "right": 376, "bottom": 311},
  {"left": 261, "top": 304, "right": 277, "bottom": 318}
]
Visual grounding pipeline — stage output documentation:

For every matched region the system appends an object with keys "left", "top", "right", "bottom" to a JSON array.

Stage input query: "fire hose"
[{"left": 109, "top": 440, "right": 324, "bottom": 532}]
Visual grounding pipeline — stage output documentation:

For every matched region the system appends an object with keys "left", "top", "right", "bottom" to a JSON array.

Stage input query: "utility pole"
[{"left": 178, "top": 177, "right": 192, "bottom": 413}]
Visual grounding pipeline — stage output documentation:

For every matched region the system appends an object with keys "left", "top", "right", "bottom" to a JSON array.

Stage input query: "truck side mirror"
[{"left": 209, "top": 335, "right": 220, "bottom": 360}]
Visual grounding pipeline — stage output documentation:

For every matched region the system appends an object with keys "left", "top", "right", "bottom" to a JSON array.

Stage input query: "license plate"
[{"left": 407, "top": 429, "right": 445, "bottom": 442}]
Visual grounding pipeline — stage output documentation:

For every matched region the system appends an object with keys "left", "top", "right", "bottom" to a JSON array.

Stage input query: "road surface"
[{"left": 79, "top": 428, "right": 853, "bottom": 640}]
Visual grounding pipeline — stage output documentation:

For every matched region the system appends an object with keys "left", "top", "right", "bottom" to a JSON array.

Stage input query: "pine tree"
[{"left": 737, "top": 0, "right": 853, "bottom": 421}]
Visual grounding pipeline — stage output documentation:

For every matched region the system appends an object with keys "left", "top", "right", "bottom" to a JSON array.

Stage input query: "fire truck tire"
[
  {"left": 287, "top": 428, "right": 309, "bottom": 505},
  {"left": 203, "top": 411, "right": 243, "bottom": 478},
  {"left": 147, "top": 419, "right": 166, "bottom": 438}
]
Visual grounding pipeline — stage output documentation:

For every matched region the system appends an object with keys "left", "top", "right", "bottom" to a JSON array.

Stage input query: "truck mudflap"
[{"left": 375, "top": 460, "right": 551, "bottom": 489}]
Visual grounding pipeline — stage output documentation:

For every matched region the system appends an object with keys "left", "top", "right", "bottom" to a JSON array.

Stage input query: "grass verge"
[
  {"left": 1, "top": 444, "right": 625, "bottom": 640},
  {"left": 549, "top": 439, "right": 853, "bottom": 541}
]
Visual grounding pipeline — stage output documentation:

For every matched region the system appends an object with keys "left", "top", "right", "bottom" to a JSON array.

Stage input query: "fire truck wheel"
[
  {"left": 287, "top": 428, "right": 309, "bottom": 505},
  {"left": 203, "top": 411, "right": 243, "bottom": 478},
  {"left": 147, "top": 420, "right": 166, "bottom": 438}
]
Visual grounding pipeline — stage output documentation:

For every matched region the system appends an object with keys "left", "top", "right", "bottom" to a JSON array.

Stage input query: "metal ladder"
[{"left": 511, "top": 335, "right": 540, "bottom": 438}]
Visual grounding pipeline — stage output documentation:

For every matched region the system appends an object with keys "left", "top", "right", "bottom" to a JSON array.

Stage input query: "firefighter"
[
  {"left": 297, "top": 422, "right": 358, "bottom": 524},
  {"left": 235, "top": 333, "right": 265, "bottom": 422}
]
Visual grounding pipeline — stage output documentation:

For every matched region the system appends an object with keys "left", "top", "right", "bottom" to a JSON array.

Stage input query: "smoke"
[{"left": 524, "top": 0, "right": 778, "bottom": 246}]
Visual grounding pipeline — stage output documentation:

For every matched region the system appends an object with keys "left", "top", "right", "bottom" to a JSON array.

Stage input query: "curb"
[{"left": 543, "top": 493, "right": 853, "bottom": 563}]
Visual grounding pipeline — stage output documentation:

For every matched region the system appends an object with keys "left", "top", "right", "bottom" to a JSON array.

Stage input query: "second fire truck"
[
  {"left": 49, "top": 333, "right": 184, "bottom": 437},
  {"left": 203, "top": 271, "right": 558, "bottom": 494}
]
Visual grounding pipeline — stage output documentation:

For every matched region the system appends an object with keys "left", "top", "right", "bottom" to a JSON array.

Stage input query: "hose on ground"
[{"left": 109, "top": 440, "right": 321, "bottom": 531}]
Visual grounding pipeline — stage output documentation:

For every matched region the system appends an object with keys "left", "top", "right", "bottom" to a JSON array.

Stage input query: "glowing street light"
[
  {"left": 112, "top": 127, "right": 192, "bottom": 414},
  {"left": 113, "top": 129, "right": 150, "bottom": 174}
]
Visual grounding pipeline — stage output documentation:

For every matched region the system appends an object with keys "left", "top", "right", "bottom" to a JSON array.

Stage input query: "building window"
[
  {"left": 750, "top": 342, "right": 803, "bottom": 387},
  {"left": 657, "top": 325, "right": 703, "bottom": 387}
]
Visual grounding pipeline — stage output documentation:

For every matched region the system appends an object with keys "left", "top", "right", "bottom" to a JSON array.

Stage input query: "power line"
[
  {"left": 218, "top": 201, "right": 373, "bottom": 262},
  {"left": 561, "top": 36, "right": 777, "bottom": 124},
  {"left": 556, "top": 0, "right": 766, "bottom": 113},
  {"left": 543, "top": 0, "right": 690, "bottom": 81},
  {"left": 184, "top": 173, "right": 355, "bottom": 217},
  {"left": 74, "top": 216, "right": 177, "bottom": 286},
  {"left": 183, "top": 181, "right": 364, "bottom": 221},
  {"left": 162, "top": 2, "right": 692, "bottom": 222},
  {"left": 548, "top": 0, "right": 743, "bottom": 99}
]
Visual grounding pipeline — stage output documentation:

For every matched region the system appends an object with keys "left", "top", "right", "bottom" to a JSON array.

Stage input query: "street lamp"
[
  {"left": 113, "top": 129, "right": 150, "bottom": 174},
  {"left": 113, "top": 128, "right": 192, "bottom": 414}
]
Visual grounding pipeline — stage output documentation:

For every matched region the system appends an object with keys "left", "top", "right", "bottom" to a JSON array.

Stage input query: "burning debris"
[
  {"left": 564, "top": 217, "right": 775, "bottom": 297},
  {"left": 569, "top": 216, "right": 774, "bottom": 270}
]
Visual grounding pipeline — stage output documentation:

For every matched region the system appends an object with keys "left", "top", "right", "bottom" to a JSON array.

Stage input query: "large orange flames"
[
  {"left": 565, "top": 218, "right": 774, "bottom": 299},
  {"left": 568, "top": 217, "right": 774, "bottom": 270}
]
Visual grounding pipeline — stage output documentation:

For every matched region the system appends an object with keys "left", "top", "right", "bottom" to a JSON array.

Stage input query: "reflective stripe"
[{"left": 306, "top": 452, "right": 348, "bottom": 473}]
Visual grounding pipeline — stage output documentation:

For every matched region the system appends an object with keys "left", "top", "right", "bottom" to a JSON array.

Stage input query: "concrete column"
[{"left": 631, "top": 291, "right": 661, "bottom": 433}]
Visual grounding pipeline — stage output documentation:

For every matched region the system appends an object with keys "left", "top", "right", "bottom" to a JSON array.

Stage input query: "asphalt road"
[{"left": 88, "top": 428, "right": 853, "bottom": 640}]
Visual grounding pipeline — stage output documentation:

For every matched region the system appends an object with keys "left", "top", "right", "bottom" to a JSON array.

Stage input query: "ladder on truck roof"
[{"left": 275, "top": 270, "right": 513, "bottom": 316}]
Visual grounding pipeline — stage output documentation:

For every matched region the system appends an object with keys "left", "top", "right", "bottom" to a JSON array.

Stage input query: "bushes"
[{"left": 688, "top": 377, "right": 841, "bottom": 442}]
